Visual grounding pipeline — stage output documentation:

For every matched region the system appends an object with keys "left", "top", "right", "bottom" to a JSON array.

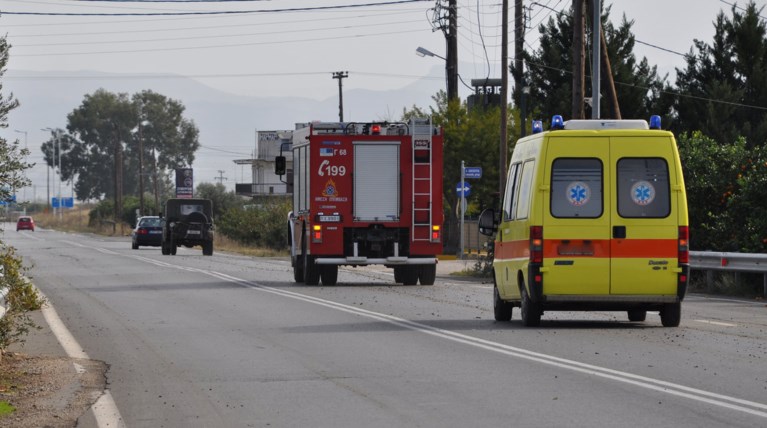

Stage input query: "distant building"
[{"left": 234, "top": 129, "right": 294, "bottom": 197}]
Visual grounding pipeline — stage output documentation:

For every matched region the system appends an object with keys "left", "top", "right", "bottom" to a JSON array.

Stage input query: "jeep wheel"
[
  {"left": 660, "top": 302, "right": 681, "bottom": 327},
  {"left": 418, "top": 265, "right": 436, "bottom": 286},
  {"left": 202, "top": 241, "right": 213, "bottom": 256},
  {"left": 161, "top": 241, "right": 169, "bottom": 255},
  {"left": 321, "top": 265, "right": 338, "bottom": 286},
  {"left": 628, "top": 310, "right": 647, "bottom": 322},
  {"left": 494, "top": 285, "right": 512, "bottom": 321},
  {"left": 304, "top": 255, "right": 320, "bottom": 285},
  {"left": 520, "top": 286, "right": 541, "bottom": 327}
]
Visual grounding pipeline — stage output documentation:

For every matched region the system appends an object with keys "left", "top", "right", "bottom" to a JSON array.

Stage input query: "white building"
[{"left": 234, "top": 129, "right": 294, "bottom": 197}]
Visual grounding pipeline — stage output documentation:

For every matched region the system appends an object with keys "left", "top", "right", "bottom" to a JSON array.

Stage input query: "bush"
[
  {"left": 217, "top": 198, "right": 291, "bottom": 250},
  {"left": 0, "top": 245, "right": 45, "bottom": 354}
]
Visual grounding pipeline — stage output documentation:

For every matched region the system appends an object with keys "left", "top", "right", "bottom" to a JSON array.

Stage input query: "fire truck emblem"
[{"left": 322, "top": 179, "right": 340, "bottom": 197}]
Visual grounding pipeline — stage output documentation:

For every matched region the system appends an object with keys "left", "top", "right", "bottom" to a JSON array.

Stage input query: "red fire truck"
[{"left": 276, "top": 118, "right": 444, "bottom": 286}]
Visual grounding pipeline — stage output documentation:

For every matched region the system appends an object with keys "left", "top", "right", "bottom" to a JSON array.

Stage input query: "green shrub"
[
  {"left": 0, "top": 245, "right": 45, "bottom": 353},
  {"left": 217, "top": 199, "right": 291, "bottom": 250}
]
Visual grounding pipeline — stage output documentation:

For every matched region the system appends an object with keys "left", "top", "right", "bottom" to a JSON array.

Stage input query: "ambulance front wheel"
[
  {"left": 660, "top": 302, "right": 681, "bottom": 327},
  {"left": 628, "top": 310, "right": 647, "bottom": 322}
]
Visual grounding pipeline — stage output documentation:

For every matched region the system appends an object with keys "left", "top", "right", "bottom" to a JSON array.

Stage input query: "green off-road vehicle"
[{"left": 161, "top": 198, "right": 214, "bottom": 256}]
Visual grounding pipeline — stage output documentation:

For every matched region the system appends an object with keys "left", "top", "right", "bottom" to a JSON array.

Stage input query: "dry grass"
[{"left": 32, "top": 206, "right": 288, "bottom": 257}]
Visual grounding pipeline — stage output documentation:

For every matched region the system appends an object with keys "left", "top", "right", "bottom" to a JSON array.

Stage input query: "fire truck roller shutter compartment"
[{"left": 354, "top": 142, "right": 400, "bottom": 221}]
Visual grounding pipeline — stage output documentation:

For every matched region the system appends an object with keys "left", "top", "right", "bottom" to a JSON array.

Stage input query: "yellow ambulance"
[{"left": 478, "top": 115, "right": 689, "bottom": 327}]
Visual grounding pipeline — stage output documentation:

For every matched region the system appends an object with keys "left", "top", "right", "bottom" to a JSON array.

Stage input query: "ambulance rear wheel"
[
  {"left": 293, "top": 256, "right": 305, "bottom": 283},
  {"left": 660, "top": 302, "right": 681, "bottom": 327},
  {"left": 304, "top": 256, "right": 320, "bottom": 285},
  {"left": 321, "top": 265, "right": 338, "bottom": 285},
  {"left": 401, "top": 266, "right": 419, "bottom": 285},
  {"left": 418, "top": 265, "right": 436, "bottom": 286},
  {"left": 520, "top": 286, "right": 541, "bottom": 327},
  {"left": 494, "top": 285, "right": 512, "bottom": 321},
  {"left": 628, "top": 310, "right": 647, "bottom": 322}
]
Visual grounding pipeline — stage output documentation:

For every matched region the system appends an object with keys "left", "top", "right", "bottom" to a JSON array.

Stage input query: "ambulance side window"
[
  {"left": 502, "top": 163, "right": 520, "bottom": 221},
  {"left": 617, "top": 158, "right": 670, "bottom": 218},
  {"left": 515, "top": 160, "right": 535, "bottom": 220},
  {"left": 550, "top": 158, "right": 603, "bottom": 218}
]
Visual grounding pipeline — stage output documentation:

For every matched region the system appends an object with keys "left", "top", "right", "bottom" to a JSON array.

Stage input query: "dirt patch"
[{"left": 0, "top": 352, "right": 107, "bottom": 427}]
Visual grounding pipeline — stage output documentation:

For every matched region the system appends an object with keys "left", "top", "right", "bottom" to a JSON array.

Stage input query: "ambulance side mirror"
[
  {"left": 478, "top": 208, "right": 498, "bottom": 236},
  {"left": 275, "top": 156, "right": 286, "bottom": 176}
]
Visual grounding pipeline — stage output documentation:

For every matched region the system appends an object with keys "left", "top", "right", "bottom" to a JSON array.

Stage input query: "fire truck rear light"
[
  {"left": 312, "top": 225, "right": 322, "bottom": 243},
  {"left": 432, "top": 225, "right": 441, "bottom": 241},
  {"left": 371, "top": 124, "right": 381, "bottom": 135}
]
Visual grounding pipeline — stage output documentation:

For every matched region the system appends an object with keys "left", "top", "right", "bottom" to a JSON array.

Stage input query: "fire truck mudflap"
[{"left": 278, "top": 118, "right": 444, "bottom": 286}]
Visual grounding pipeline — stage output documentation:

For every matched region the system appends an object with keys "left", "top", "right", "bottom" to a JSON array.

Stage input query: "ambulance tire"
[
  {"left": 418, "top": 265, "right": 436, "bottom": 286},
  {"left": 304, "top": 256, "right": 320, "bottom": 285},
  {"left": 393, "top": 267, "right": 403, "bottom": 284},
  {"left": 628, "top": 310, "right": 647, "bottom": 322},
  {"left": 402, "top": 266, "right": 419, "bottom": 285},
  {"left": 660, "top": 302, "right": 681, "bottom": 327},
  {"left": 494, "top": 285, "right": 512, "bottom": 321},
  {"left": 293, "top": 256, "right": 305, "bottom": 283},
  {"left": 321, "top": 265, "right": 338, "bottom": 286},
  {"left": 520, "top": 285, "right": 541, "bottom": 327}
]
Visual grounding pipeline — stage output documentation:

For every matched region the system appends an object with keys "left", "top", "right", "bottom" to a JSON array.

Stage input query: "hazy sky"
[{"left": 1, "top": 0, "right": 764, "bottom": 202}]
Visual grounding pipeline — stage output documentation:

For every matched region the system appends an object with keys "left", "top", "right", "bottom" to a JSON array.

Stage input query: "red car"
[{"left": 16, "top": 216, "right": 35, "bottom": 231}]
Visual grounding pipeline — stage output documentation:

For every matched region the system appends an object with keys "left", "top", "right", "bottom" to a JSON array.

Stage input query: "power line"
[{"left": 0, "top": 0, "right": 431, "bottom": 16}]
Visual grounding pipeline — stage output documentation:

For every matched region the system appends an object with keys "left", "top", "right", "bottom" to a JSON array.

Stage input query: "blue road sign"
[
  {"left": 52, "top": 197, "right": 60, "bottom": 208},
  {"left": 456, "top": 181, "right": 471, "bottom": 197},
  {"left": 63, "top": 197, "right": 74, "bottom": 208},
  {"left": 464, "top": 167, "right": 482, "bottom": 179}
]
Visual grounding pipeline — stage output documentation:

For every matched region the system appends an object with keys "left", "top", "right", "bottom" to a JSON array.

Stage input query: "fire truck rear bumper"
[{"left": 314, "top": 257, "right": 437, "bottom": 266}]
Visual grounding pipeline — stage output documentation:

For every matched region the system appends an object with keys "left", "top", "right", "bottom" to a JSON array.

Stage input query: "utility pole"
[
  {"left": 138, "top": 121, "right": 145, "bottom": 216},
  {"left": 500, "top": 0, "right": 509, "bottom": 197},
  {"left": 215, "top": 170, "right": 228, "bottom": 185},
  {"left": 446, "top": 0, "right": 458, "bottom": 101},
  {"left": 332, "top": 71, "right": 348, "bottom": 121},
  {"left": 572, "top": 0, "right": 586, "bottom": 119},
  {"left": 591, "top": 0, "right": 601, "bottom": 119}
]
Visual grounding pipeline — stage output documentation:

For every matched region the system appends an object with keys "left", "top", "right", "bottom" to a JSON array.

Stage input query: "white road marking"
[
  {"left": 40, "top": 293, "right": 126, "bottom": 428},
  {"left": 693, "top": 319, "right": 738, "bottom": 327}
]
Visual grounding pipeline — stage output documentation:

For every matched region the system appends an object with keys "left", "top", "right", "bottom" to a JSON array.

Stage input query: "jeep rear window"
[
  {"left": 550, "top": 158, "right": 603, "bottom": 218},
  {"left": 617, "top": 158, "right": 670, "bottom": 218}
]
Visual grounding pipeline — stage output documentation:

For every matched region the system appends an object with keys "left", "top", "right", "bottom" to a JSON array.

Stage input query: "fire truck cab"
[{"left": 277, "top": 118, "right": 444, "bottom": 286}]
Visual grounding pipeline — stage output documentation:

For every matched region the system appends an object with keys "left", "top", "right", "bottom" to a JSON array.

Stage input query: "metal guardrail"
[{"left": 689, "top": 251, "right": 767, "bottom": 296}]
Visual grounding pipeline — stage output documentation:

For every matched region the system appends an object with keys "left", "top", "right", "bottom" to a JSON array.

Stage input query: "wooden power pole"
[{"left": 572, "top": 0, "right": 586, "bottom": 119}]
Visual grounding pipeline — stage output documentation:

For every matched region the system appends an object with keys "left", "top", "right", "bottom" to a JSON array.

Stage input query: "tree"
[
  {"left": 674, "top": 1, "right": 767, "bottom": 147},
  {"left": 525, "top": 3, "right": 670, "bottom": 122},
  {"left": 195, "top": 182, "right": 242, "bottom": 220},
  {"left": 42, "top": 89, "right": 200, "bottom": 219}
]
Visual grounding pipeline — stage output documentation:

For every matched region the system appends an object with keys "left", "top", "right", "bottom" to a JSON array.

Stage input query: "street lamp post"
[
  {"left": 416, "top": 46, "right": 456, "bottom": 100},
  {"left": 41, "top": 128, "right": 58, "bottom": 217},
  {"left": 14, "top": 130, "right": 27, "bottom": 203}
]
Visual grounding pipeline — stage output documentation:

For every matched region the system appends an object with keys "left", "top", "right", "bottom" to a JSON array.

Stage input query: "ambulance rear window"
[
  {"left": 617, "top": 158, "right": 670, "bottom": 218},
  {"left": 550, "top": 158, "right": 603, "bottom": 218}
]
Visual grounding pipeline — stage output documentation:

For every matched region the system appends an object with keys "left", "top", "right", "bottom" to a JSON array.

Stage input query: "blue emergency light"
[
  {"left": 551, "top": 115, "right": 565, "bottom": 130},
  {"left": 649, "top": 115, "right": 661, "bottom": 130},
  {"left": 532, "top": 120, "right": 543, "bottom": 134}
]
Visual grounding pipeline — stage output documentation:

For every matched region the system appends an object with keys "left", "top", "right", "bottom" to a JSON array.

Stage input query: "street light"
[
  {"left": 416, "top": 46, "right": 446, "bottom": 61},
  {"left": 41, "top": 127, "right": 62, "bottom": 219}
]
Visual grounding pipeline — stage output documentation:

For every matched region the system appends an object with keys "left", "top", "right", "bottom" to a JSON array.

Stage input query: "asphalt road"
[{"left": 3, "top": 225, "right": 767, "bottom": 428}]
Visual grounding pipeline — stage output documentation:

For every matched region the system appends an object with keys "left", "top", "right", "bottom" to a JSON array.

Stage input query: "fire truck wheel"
[
  {"left": 321, "top": 265, "right": 338, "bottom": 286},
  {"left": 402, "top": 266, "right": 419, "bottom": 285},
  {"left": 293, "top": 256, "right": 305, "bottom": 283},
  {"left": 393, "top": 267, "right": 403, "bottom": 283},
  {"left": 304, "top": 256, "right": 320, "bottom": 285},
  {"left": 418, "top": 265, "right": 436, "bottom": 286}
]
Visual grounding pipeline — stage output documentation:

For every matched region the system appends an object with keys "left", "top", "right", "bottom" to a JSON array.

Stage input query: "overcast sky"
[{"left": 1, "top": 0, "right": 765, "bottom": 203}]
